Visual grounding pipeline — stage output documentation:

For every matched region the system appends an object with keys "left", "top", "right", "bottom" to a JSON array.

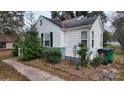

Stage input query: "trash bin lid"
[{"left": 97, "top": 48, "right": 114, "bottom": 55}]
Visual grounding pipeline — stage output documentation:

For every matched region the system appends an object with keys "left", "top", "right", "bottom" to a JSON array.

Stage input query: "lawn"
[
  {"left": 111, "top": 47, "right": 124, "bottom": 80},
  {"left": 22, "top": 45, "right": 124, "bottom": 81},
  {"left": 0, "top": 62, "right": 29, "bottom": 81}
]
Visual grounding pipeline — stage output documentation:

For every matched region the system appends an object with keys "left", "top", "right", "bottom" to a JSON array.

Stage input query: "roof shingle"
[{"left": 42, "top": 16, "right": 98, "bottom": 29}]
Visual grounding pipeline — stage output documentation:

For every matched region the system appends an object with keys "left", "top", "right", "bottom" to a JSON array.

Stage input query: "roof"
[
  {"left": 60, "top": 16, "right": 98, "bottom": 28},
  {"left": 42, "top": 16, "right": 98, "bottom": 29},
  {"left": 0, "top": 33, "right": 16, "bottom": 42},
  {"left": 41, "top": 16, "right": 63, "bottom": 28}
]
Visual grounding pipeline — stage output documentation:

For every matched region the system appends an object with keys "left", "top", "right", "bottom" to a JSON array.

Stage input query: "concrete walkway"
[{"left": 2, "top": 58, "right": 64, "bottom": 81}]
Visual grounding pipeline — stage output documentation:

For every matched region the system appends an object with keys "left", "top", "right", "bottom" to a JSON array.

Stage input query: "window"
[
  {"left": 44, "top": 33, "right": 50, "bottom": 47},
  {"left": 100, "top": 34, "right": 103, "bottom": 46},
  {"left": 40, "top": 20, "right": 42, "bottom": 26},
  {"left": 92, "top": 31, "right": 94, "bottom": 48},
  {"left": 42, "top": 32, "right": 53, "bottom": 47},
  {"left": 81, "top": 31, "right": 87, "bottom": 46},
  {"left": 0, "top": 42, "right": 6, "bottom": 48}
]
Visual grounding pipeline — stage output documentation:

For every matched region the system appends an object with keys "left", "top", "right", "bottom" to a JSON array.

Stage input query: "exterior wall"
[
  {"left": 64, "top": 27, "right": 90, "bottom": 57},
  {"left": 36, "top": 16, "right": 64, "bottom": 47},
  {"left": 35, "top": 16, "right": 103, "bottom": 60},
  {"left": 64, "top": 16, "right": 103, "bottom": 59},
  {"left": 90, "top": 16, "right": 103, "bottom": 59},
  {"left": 6, "top": 42, "right": 13, "bottom": 49}
]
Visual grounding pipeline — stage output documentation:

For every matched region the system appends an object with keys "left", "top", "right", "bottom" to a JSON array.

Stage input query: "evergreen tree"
[
  {"left": 20, "top": 28, "right": 43, "bottom": 60},
  {"left": 87, "top": 11, "right": 107, "bottom": 23},
  {"left": 51, "top": 11, "right": 61, "bottom": 21},
  {"left": 0, "top": 11, "right": 25, "bottom": 34},
  {"left": 50, "top": 11, "right": 107, "bottom": 22},
  {"left": 75, "top": 11, "right": 89, "bottom": 17}
]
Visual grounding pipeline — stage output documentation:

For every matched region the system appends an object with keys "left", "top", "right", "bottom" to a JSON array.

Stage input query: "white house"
[{"left": 35, "top": 15, "right": 104, "bottom": 60}]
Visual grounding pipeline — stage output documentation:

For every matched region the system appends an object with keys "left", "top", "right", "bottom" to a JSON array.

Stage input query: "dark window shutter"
[
  {"left": 40, "top": 20, "right": 42, "bottom": 26},
  {"left": 50, "top": 32, "right": 53, "bottom": 47},
  {"left": 41, "top": 33, "right": 43, "bottom": 45}
]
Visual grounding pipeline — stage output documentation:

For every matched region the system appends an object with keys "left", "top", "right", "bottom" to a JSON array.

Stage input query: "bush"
[
  {"left": 77, "top": 42, "right": 88, "bottom": 67},
  {"left": 42, "top": 48, "right": 50, "bottom": 58},
  {"left": 91, "top": 55, "right": 104, "bottom": 67},
  {"left": 13, "top": 43, "right": 18, "bottom": 56},
  {"left": 19, "top": 28, "right": 43, "bottom": 61},
  {"left": 13, "top": 37, "right": 22, "bottom": 56},
  {"left": 43, "top": 48, "right": 62, "bottom": 64},
  {"left": 76, "top": 64, "right": 81, "bottom": 70}
]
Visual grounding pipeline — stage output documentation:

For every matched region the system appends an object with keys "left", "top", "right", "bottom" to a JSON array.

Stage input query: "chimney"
[{"left": 62, "top": 11, "right": 72, "bottom": 20}]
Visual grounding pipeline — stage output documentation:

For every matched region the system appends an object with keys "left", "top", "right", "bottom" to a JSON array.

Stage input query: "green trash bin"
[
  {"left": 107, "top": 49, "right": 114, "bottom": 63},
  {"left": 97, "top": 48, "right": 114, "bottom": 64}
]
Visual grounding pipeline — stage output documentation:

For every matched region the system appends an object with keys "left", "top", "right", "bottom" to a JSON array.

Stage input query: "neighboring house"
[
  {"left": 35, "top": 15, "right": 104, "bottom": 59},
  {"left": 0, "top": 34, "right": 14, "bottom": 50}
]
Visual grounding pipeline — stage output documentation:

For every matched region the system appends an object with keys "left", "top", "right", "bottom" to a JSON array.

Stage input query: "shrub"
[
  {"left": 42, "top": 48, "right": 50, "bottom": 58},
  {"left": 13, "top": 43, "right": 18, "bottom": 56},
  {"left": 91, "top": 55, "right": 104, "bottom": 67},
  {"left": 43, "top": 48, "right": 62, "bottom": 64},
  {"left": 19, "top": 28, "right": 43, "bottom": 61},
  {"left": 13, "top": 37, "right": 22, "bottom": 56},
  {"left": 76, "top": 64, "right": 81, "bottom": 70},
  {"left": 77, "top": 42, "right": 88, "bottom": 67}
]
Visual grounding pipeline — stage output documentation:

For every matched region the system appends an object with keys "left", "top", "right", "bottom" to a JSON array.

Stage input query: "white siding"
[
  {"left": 64, "top": 28, "right": 90, "bottom": 57},
  {"left": 6, "top": 42, "right": 13, "bottom": 49},
  {"left": 35, "top": 16, "right": 103, "bottom": 59},
  {"left": 36, "top": 16, "right": 64, "bottom": 47},
  {"left": 90, "top": 16, "right": 103, "bottom": 59}
]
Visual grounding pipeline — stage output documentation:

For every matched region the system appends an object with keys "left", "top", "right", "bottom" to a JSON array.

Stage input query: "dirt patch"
[
  {"left": 21, "top": 46, "right": 124, "bottom": 81},
  {"left": 0, "top": 50, "right": 13, "bottom": 60},
  {"left": 0, "top": 62, "right": 29, "bottom": 81},
  {"left": 22, "top": 59, "right": 82, "bottom": 80},
  {"left": 21, "top": 58, "right": 121, "bottom": 81}
]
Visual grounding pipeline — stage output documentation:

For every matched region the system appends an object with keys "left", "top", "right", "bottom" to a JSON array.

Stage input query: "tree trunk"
[{"left": 121, "top": 45, "right": 124, "bottom": 54}]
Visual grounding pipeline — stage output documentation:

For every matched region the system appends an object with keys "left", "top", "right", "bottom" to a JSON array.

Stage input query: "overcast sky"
[
  {"left": 32, "top": 11, "right": 115, "bottom": 32},
  {"left": 34, "top": 11, "right": 51, "bottom": 19}
]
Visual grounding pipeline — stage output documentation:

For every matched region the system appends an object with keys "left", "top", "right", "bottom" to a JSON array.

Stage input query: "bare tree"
[
  {"left": 112, "top": 12, "right": 124, "bottom": 53},
  {"left": 25, "top": 11, "right": 36, "bottom": 29}
]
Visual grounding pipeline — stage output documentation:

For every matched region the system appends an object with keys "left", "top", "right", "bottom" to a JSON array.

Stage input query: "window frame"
[
  {"left": 43, "top": 33, "right": 50, "bottom": 47},
  {"left": 0, "top": 42, "right": 6, "bottom": 48},
  {"left": 81, "top": 31, "right": 87, "bottom": 46}
]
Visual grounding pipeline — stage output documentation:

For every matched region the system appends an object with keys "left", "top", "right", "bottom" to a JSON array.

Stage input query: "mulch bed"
[
  {"left": 22, "top": 58, "right": 121, "bottom": 81},
  {"left": 44, "top": 60, "right": 119, "bottom": 80}
]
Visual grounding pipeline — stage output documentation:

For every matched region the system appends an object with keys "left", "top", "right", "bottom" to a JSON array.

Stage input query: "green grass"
[{"left": 105, "top": 45, "right": 124, "bottom": 80}]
